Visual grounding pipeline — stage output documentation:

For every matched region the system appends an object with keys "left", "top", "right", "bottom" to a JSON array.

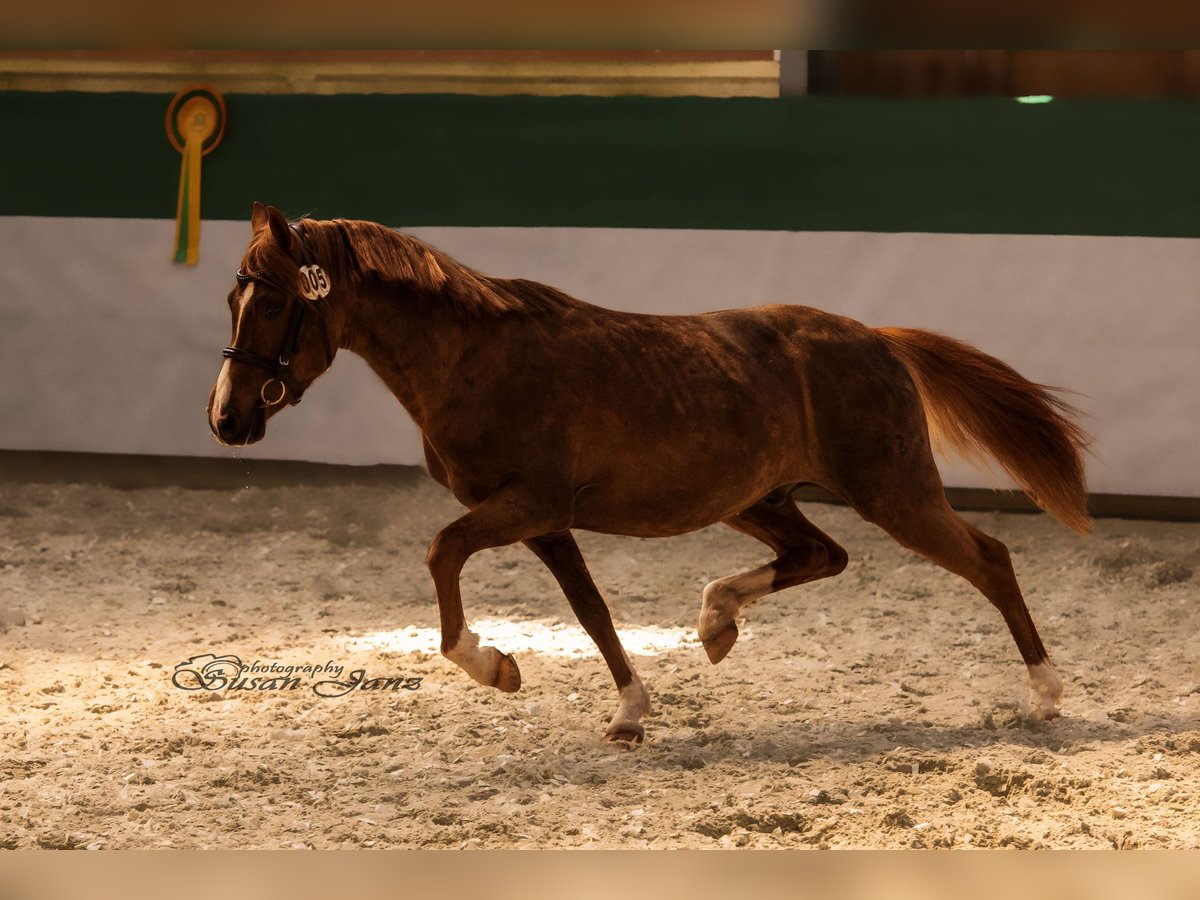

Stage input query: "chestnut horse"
[{"left": 208, "top": 203, "right": 1090, "bottom": 742}]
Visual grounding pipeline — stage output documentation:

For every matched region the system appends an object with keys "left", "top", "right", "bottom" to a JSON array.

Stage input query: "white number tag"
[{"left": 299, "top": 265, "right": 331, "bottom": 300}]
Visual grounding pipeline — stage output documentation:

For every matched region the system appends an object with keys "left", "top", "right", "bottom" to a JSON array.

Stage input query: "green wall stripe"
[{"left": 1, "top": 91, "right": 1197, "bottom": 236}]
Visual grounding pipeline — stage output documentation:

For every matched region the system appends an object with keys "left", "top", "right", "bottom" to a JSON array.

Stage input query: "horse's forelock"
[{"left": 242, "top": 227, "right": 303, "bottom": 297}]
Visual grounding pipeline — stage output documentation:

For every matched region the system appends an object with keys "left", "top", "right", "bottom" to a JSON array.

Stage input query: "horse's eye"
[{"left": 264, "top": 303, "right": 285, "bottom": 319}]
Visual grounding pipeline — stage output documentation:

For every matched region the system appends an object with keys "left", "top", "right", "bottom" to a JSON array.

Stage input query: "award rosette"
[{"left": 166, "top": 85, "right": 226, "bottom": 265}]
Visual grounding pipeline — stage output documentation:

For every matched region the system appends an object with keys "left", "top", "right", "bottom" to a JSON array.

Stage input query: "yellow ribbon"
[{"left": 167, "top": 88, "right": 225, "bottom": 266}]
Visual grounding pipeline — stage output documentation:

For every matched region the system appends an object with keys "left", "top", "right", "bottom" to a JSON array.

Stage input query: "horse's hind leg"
[
  {"left": 699, "top": 496, "right": 848, "bottom": 664},
  {"left": 524, "top": 532, "right": 651, "bottom": 742},
  {"left": 855, "top": 482, "right": 1064, "bottom": 719}
]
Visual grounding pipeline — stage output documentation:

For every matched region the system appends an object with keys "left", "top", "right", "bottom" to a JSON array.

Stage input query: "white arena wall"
[{"left": 0, "top": 215, "right": 1196, "bottom": 498}]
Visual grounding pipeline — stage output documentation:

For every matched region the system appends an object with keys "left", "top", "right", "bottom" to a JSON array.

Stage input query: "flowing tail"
[{"left": 877, "top": 327, "right": 1092, "bottom": 534}]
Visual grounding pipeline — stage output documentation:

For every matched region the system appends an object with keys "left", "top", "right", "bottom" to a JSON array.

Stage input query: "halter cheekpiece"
[{"left": 222, "top": 223, "right": 330, "bottom": 406}]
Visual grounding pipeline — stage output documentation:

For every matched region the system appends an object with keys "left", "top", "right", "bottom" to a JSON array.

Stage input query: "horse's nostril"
[{"left": 216, "top": 411, "right": 239, "bottom": 440}]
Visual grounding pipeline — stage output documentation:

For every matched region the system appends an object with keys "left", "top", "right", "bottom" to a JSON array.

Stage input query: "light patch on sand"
[{"left": 344, "top": 618, "right": 702, "bottom": 658}]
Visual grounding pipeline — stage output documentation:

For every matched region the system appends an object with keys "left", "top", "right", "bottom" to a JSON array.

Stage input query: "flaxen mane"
[{"left": 246, "top": 217, "right": 580, "bottom": 317}]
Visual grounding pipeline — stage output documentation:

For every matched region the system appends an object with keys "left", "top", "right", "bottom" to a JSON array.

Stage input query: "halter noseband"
[{"left": 222, "top": 224, "right": 331, "bottom": 407}]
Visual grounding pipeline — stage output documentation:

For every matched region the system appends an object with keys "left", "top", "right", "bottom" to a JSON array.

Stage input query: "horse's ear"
[
  {"left": 265, "top": 205, "right": 293, "bottom": 249},
  {"left": 250, "top": 201, "right": 269, "bottom": 233}
]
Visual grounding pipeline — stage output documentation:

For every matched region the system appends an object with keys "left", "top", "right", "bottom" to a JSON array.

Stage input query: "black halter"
[{"left": 222, "top": 224, "right": 330, "bottom": 407}]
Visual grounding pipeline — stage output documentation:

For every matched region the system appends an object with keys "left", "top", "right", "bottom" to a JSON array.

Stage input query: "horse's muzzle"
[{"left": 212, "top": 405, "right": 265, "bottom": 447}]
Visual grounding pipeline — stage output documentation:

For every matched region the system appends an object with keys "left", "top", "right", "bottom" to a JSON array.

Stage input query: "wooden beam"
[{"left": 0, "top": 54, "right": 780, "bottom": 98}]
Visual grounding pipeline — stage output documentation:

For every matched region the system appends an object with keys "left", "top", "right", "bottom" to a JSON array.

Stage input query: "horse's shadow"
[{"left": 620, "top": 709, "right": 1200, "bottom": 769}]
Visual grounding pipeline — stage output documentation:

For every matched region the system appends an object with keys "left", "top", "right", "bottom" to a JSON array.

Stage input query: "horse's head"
[{"left": 207, "top": 202, "right": 340, "bottom": 446}]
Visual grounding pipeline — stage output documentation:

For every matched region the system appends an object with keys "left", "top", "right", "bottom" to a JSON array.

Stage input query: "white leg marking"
[
  {"left": 606, "top": 650, "right": 651, "bottom": 742},
  {"left": 698, "top": 579, "right": 739, "bottom": 637},
  {"left": 698, "top": 566, "right": 774, "bottom": 645},
  {"left": 702, "top": 567, "right": 775, "bottom": 615},
  {"left": 721, "top": 567, "right": 776, "bottom": 605},
  {"left": 443, "top": 628, "right": 510, "bottom": 688},
  {"left": 1028, "top": 660, "right": 1064, "bottom": 719}
]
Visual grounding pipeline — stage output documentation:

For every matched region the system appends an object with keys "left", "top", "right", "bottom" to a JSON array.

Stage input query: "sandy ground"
[{"left": 0, "top": 474, "right": 1198, "bottom": 849}]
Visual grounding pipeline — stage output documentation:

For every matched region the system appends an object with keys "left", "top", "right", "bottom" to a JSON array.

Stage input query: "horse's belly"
[
  {"left": 572, "top": 498, "right": 758, "bottom": 538},
  {"left": 570, "top": 462, "right": 797, "bottom": 538}
]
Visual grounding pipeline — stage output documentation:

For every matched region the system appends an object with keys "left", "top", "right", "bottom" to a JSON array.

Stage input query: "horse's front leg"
[
  {"left": 524, "top": 532, "right": 651, "bottom": 742},
  {"left": 428, "top": 482, "right": 570, "bottom": 692}
]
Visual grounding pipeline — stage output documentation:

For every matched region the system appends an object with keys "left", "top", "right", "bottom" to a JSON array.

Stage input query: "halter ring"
[{"left": 260, "top": 379, "right": 287, "bottom": 407}]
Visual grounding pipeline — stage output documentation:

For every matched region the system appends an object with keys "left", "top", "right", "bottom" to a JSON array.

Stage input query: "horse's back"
[{"left": 552, "top": 301, "right": 929, "bottom": 533}]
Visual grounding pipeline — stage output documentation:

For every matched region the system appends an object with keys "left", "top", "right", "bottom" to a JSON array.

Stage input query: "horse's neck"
[{"left": 344, "top": 286, "right": 494, "bottom": 429}]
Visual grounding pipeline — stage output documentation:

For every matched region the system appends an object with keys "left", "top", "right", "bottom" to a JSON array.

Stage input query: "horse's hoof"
[
  {"left": 493, "top": 653, "right": 521, "bottom": 693},
  {"left": 1029, "top": 695, "right": 1062, "bottom": 721},
  {"left": 604, "top": 723, "right": 644, "bottom": 744},
  {"left": 702, "top": 622, "right": 738, "bottom": 664},
  {"left": 1027, "top": 661, "right": 1063, "bottom": 720}
]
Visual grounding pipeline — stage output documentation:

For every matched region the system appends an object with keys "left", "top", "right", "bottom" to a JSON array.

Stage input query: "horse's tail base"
[{"left": 878, "top": 326, "right": 1092, "bottom": 534}]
